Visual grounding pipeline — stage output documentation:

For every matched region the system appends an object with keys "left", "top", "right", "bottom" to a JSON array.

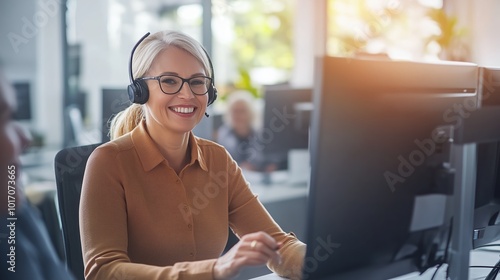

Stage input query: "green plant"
[
  {"left": 233, "top": 67, "right": 260, "bottom": 98},
  {"left": 426, "top": 8, "right": 469, "bottom": 61}
]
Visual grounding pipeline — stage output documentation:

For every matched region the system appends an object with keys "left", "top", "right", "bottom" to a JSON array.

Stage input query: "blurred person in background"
[
  {"left": 0, "top": 68, "right": 74, "bottom": 280},
  {"left": 217, "top": 90, "right": 277, "bottom": 173},
  {"left": 217, "top": 90, "right": 262, "bottom": 170}
]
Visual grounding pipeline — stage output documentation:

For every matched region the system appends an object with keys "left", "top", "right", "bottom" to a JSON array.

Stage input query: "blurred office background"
[
  {"left": 2, "top": 0, "right": 499, "bottom": 153},
  {"left": 0, "top": 0, "right": 498, "bottom": 148},
  {"left": 1, "top": 0, "right": 499, "bottom": 277}
]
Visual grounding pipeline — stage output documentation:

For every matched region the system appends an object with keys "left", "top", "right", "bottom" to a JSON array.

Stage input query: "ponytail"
[{"left": 109, "top": 104, "right": 144, "bottom": 140}]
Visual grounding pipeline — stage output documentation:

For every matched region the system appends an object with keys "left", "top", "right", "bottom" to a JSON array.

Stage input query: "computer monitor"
[
  {"left": 473, "top": 67, "right": 500, "bottom": 249},
  {"left": 101, "top": 88, "right": 131, "bottom": 142},
  {"left": 261, "top": 85, "right": 312, "bottom": 170},
  {"left": 12, "top": 82, "right": 32, "bottom": 120},
  {"left": 303, "top": 56, "right": 478, "bottom": 279}
]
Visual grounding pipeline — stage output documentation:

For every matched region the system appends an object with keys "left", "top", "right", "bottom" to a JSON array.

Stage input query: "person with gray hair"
[
  {"left": 79, "top": 30, "right": 305, "bottom": 280},
  {"left": 216, "top": 90, "right": 266, "bottom": 171},
  {"left": 0, "top": 69, "right": 75, "bottom": 280}
]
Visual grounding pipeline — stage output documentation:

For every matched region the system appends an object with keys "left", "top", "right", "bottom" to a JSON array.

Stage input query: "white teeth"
[{"left": 172, "top": 107, "right": 195, "bottom": 114}]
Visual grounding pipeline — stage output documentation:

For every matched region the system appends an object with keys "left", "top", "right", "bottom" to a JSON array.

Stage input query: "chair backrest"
[{"left": 54, "top": 143, "right": 101, "bottom": 280}]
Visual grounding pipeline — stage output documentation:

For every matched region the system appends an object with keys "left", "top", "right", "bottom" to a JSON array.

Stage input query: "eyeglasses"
[{"left": 140, "top": 75, "right": 212, "bottom": 95}]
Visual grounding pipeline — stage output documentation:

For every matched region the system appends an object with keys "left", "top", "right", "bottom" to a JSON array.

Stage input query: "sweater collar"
[{"left": 131, "top": 121, "right": 208, "bottom": 172}]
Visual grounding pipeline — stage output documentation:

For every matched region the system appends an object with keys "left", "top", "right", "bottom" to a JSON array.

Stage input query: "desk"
[
  {"left": 251, "top": 181, "right": 308, "bottom": 204},
  {"left": 251, "top": 248, "right": 500, "bottom": 279},
  {"left": 246, "top": 169, "right": 309, "bottom": 242},
  {"left": 21, "top": 147, "right": 59, "bottom": 182}
]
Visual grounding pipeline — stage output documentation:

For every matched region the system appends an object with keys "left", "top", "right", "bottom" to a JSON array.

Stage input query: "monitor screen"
[
  {"left": 101, "top": 88, "right": 131, "bottom": 142},
  {"left": 303, "top": 56, "right": 478, "bottom": 279},
  {"left": 12, "top": 82, "right": 31, "bottom": 120},
  {"left": 261, "top": 85, "right": 312, "bottom": 170}
]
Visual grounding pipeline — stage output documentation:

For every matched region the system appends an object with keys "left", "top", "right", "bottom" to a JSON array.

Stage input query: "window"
[{"left": 325, "top": 0, "right": 466, "bottom": 62}]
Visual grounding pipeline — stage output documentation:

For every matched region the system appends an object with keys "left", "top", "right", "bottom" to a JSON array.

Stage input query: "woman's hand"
[{"left": 213, "top": 231, "right": 282, "bottom": 280}]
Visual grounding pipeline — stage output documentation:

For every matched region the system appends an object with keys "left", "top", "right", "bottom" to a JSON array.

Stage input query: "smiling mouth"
[{"left": 170, "top": 106, "right": 196, "bottom": 114}]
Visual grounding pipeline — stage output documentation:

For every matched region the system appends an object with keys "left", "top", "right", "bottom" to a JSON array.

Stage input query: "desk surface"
[
  {"left": 21, "top": 147, "right": 59, "bottom": 182},
  {"left": 243, "top": 170, "right": 309, "bottom": 204},
  {"left": 251, "top": 248, "right": 500, "bottom": 279},
  {"left": 250, "top": 182, "right": 308, "bottom": 204}
]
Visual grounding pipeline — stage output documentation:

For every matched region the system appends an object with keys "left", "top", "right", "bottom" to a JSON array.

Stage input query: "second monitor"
[{"left": 261, "top": 85, "right": 312, "bottom": 170}]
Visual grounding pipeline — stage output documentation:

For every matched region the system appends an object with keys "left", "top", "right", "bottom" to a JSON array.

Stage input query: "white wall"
[
  {"left": 290, "top": 0, "right": 326, "bottom": 88},
  {"left": 0, "top": 1, "right": 37, "bottom": 79},
  {"left": 36, "top": 0, "right": 64, "bottom": 147},
  {"left": 446, "top": 0, "right": 500, "bottom": 67},
  {"left": 0, "top": 0, "right": 64, "bottom": 147},
  {"left": 469, "top": 0, "right": 500, "bottom": 66}
]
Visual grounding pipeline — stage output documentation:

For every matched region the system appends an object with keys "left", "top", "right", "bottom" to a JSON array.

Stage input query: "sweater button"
[{"left": 187, "top": 224, "right": 192, "bottom": 230}]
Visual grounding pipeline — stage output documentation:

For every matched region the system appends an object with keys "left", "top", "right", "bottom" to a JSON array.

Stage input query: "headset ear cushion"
[
  {"left": 127, "top": 83, "right": 138, "bottom": 103},
  {"left": 207, "top": 85, "right": 218, "bottom": 106},
  {"left": 128, "top": 79, "right": 149, "bottom": 104}
]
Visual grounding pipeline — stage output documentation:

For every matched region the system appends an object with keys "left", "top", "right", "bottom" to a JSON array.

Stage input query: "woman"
[{"left": 79, "top": 30, "right": 305, "bottom": 280}]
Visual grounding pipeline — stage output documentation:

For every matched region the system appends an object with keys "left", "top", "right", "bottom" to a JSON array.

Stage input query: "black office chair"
[{"left": 54, "top": 143, "right": 102, "bottom": 280}]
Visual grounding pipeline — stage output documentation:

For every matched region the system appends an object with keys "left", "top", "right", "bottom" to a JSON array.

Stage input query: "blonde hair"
[{"left": 109, "top": 30, "right": 213, "bottom": 140}]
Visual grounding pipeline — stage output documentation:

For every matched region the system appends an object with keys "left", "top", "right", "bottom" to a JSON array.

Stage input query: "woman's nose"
[{"left": 176, "top": 82, "right": 195, "bottom": 99}]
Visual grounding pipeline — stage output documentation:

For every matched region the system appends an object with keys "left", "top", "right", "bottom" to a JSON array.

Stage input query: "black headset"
[{"left": 127, "top": 32, "right": 218, "bottom": 107}]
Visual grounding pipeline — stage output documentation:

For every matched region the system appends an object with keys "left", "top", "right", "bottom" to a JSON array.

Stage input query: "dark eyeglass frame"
[{"left": 139, "top": 74, "right": 212, "bottom": 95}]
